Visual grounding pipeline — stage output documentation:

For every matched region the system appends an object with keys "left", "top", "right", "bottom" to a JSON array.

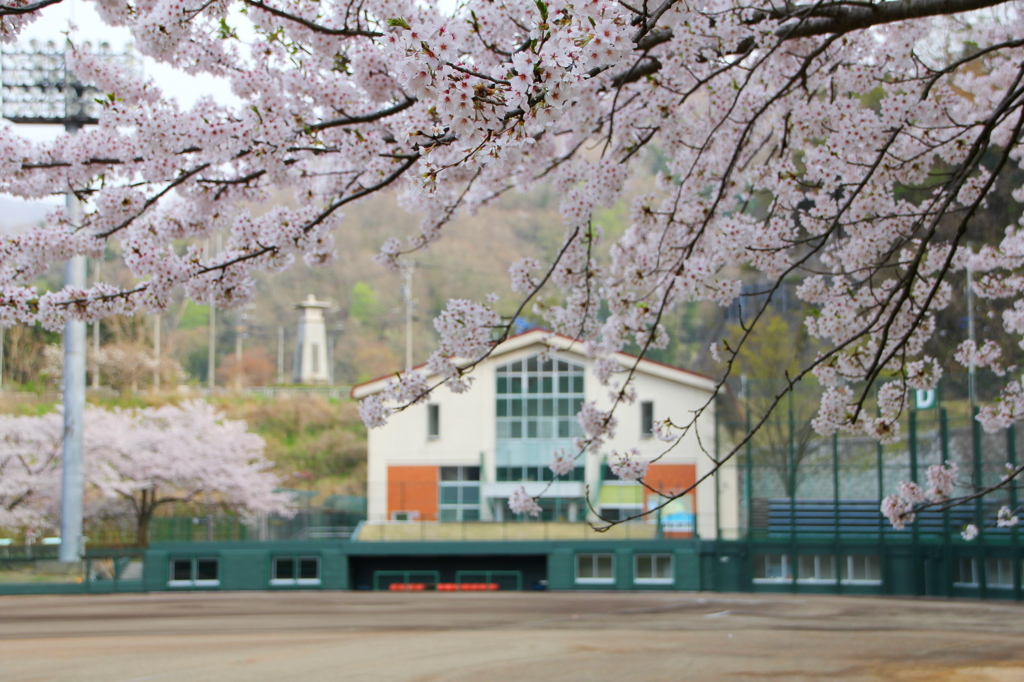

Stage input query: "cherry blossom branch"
[
  {"left": 241, "top": 0, "right": 383, "bottom": 36},
  {"left": 0, "top": 0, "right": 63, "bottom": 15}
]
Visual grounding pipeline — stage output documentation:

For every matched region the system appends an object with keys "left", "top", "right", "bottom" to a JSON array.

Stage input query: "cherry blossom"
[
  {"left": 0, "top": 402, "right": 291, "bottom": 543},
  {"left": 609, "top": 448, "right": 648, "bottom": 482},
  {"left": 508, "top": 485, "right": 542, "bottom": 517},
  {"left": 1, "top": 0, "right": 1024, "bottom": 527},
  {"left": 548, "top": 449, "right": 575, "bottom": 477}
]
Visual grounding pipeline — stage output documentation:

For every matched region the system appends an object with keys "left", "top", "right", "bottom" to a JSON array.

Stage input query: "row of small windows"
[
  {"left": 497, "top": 375, "right": 585, "bottom": 395},
  {"left": 496, "top": 466, "right": 585, "bottom": 482},
  {"left": 575, "top": 552, "right": 674, "bottom": 584},
  {"left": 497, "top": 357, "right": 583, "bottom": 374},
  {"left": 497, "top": 397, "right": 584, "bottom": 417},
  {"left": 169, "top": 556, "right": 322, "bottom": 587},
  {"left": 753, "top": 554, "right": 882, "bottom": 583},
  {"left": 498, "top": 419, "right": 582, "bottom": 439}
]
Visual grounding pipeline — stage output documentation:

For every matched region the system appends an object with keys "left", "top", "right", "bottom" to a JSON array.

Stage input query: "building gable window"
[
  {"left": 641, "top": 401, "right": 654, "bottom": 437},
  {"left": 427, "top": 403, "right": 440, "bottom": 439}
]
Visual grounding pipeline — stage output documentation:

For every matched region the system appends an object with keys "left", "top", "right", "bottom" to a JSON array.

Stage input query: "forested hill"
[{"left": 4, "top": 154, "right": 732, "bottom": 392}]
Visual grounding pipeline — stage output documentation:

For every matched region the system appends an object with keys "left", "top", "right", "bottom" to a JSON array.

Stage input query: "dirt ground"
[{"left": 3, "top": 591, "right": 1024, "bottom": 681}]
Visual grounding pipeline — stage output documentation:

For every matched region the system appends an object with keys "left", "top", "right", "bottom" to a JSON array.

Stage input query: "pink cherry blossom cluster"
[
  {"left": 881, "top": 462, "right": 959, "bottom": 529},
  {"left": 548, "top": 449, "right": 575, "bottom": 477},
  {"left": 508, "top": 485, "right": 542, "bottom": 517},
  {"left": 0, "top": 401, "right": 291, "bottom": 534},
  {"left": 609, "top": 448, "right": 648, "bottom": 482}
]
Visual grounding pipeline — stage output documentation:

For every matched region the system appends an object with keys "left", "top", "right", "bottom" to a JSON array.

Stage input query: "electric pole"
[{"left": 402, "top": 261, "right": 415, "bottom": 370}]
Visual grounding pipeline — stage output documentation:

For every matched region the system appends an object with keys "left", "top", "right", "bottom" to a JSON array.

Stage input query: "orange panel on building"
[
  {"left": 644, "top": 463, "right": 697, "bottom": 538},
  {"left": 387, "top": 466, "right": 439, "bottom": 521}
]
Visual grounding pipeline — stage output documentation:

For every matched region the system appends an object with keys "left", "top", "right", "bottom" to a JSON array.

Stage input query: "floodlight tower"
[{"left": 1, "top": 39, "right": 129, "bottom": 562}]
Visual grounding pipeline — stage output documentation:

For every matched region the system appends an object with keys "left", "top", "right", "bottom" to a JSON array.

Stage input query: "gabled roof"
[{"left": 350, "top": 329, "right": 716, "bottom": 398}]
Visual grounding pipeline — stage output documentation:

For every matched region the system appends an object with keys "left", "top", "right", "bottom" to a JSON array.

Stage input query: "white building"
[{"left": 352, "top": 330, "right": 735, "bottom": 538}]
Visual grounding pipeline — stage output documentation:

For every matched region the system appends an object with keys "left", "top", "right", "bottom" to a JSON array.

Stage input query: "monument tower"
[{"left": 293, "top": 295, "right": 330, "bottom": 384}]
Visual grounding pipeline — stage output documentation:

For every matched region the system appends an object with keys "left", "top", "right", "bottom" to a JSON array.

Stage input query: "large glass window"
[
  {"left": 635, "top": 553, "right": 673, "bottom": 584},
  {"left": 496, "top": 355, "right": 585, "bottom": 441},
  {"left": 576, "top": 553, "right": 615, "bottom": 583},
  {"left": 438, "top": 466, "right": 480, "bottom": 521}
]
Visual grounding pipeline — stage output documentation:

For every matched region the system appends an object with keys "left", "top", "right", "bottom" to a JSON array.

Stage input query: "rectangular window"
[
  {"left": 170, "top": 559, "right": 192, "bottom": 584},
  {"left": 641, "top": 401, "right": 654, "bottom": 437},
  {"left": 840, "top": 555, "right": 882, "bottom": 584},
  {"left": 273, "top": 557, "right": 295, "bottom": 581},
  {"left": 271, "top": 556, "right": 321, "bottom": 586},
  {"left": 635, "top": 553, "right": 673, "bottom": 584},
  {"left": 169, "top": 558, "right": 219, "bottom": 587},
  {"left": 391, "top": 510, "right": 419, "bottom": 521},
  {"left": 438, "top": 466, "right": 480, "bottom": 521},
  {"left": 427, "top": 403, "right": 440, "bottom": 439},
  {"left": 753, "top": 554, "right": 792, "bottom": 582},
  {"left": 797, "top": 555, "right": 836, "bottom": 582},
  {"left": 576, "top": 553, "right": 615, "bottom": 584},
  {"left": 954, "top": 557, "right": 978, "bottom": 586},
  {"left": 987, "top": 558, "right": 1014, "bottom": 589},
  {"left": 195, "top": 558, "right": 219, "bottom": 585}
]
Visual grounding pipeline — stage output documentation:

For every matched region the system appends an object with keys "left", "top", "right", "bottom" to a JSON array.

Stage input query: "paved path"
[{"left": 3, "top": 591, "right": 1024, "bottom": 681}]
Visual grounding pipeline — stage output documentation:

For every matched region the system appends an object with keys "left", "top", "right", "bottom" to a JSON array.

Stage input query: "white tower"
[{"left": 293, "top": 294, "right": 330, "bottom": 384}]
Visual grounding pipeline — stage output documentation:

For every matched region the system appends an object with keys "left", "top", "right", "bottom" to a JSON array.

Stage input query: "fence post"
[
  {"left": 1008, "top": 424, "right": 1019, "bottom": 601},
  {"left": 941, "top": 407, "right": 952, "bottom": 597},
  {"left": 833, "top": 433, "right": 840, "bottom": 594},
  {"left": 745, "top": 413, "right": 753, "bottom": 539},
  {"left": 910, "top": 410, "right": 921, "bottom": 595},
  {"left": 715, "top": 403, "right": 721, "bottom": 543},
  {"left": 789, "top": 392, "right": 797, "bottom": 592},
  {"left": 973, "top": 405, "right": 987, "bottom": 599}
]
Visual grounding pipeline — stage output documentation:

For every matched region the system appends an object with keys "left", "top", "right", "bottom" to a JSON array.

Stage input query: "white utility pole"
[
  {"left": 235, "top": 313, "right": 244, "bottom": 391},
  {"left": 967, "top": 265, "right": 976, "bottom": 407},
  {"left": 152, "top": 314, "right": 161, "bottom": 390},
  {"left": 402, "top": 261, "right": 415, "bottom": 369},
  {"left": 206, "top": 236, "right": 220, "bottom": 390},
  {"left": 277, "top": 325, "right": 284, "bottom": 385},
  {"left": 91, "top": 256, "right": 101, "bottom": 389},
  {"left": 61, "top": 177, "right": 86, "bottom": 563}
]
